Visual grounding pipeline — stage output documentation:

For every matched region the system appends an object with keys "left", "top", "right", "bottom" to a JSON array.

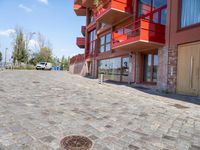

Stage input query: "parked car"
[{"left": 36, "top": 62, "right": 52, "bottom": 70}]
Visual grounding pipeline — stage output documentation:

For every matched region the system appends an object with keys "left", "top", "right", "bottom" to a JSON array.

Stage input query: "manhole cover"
[{"left": 60, "top": 136, "right": 92, "bottom": 150}]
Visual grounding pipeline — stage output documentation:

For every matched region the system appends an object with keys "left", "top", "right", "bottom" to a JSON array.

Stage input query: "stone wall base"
[
  {"left": 69, "top": 61, "right": 88, "bottom": 76},
  {"left": 157, "top": 46, "right": 168, "bottom": 92},
  {"left": 167, "top": 46, "right": 178, "bottom": 93}
]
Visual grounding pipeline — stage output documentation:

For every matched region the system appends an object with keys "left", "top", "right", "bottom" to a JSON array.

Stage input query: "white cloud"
[
  {"left": 0, "top": 29, "right": 16, "bottom": 37},
  {"left": 19, "top": 4, "right": 32, "bottom": 12},
  {"left": 38, "top": 0, "right": 48, "bottom": 5}
]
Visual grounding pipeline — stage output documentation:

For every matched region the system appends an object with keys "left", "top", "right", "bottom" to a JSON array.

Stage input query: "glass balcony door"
[
  {"left": 143, "top": 53, "right": 158, "bottom": 83},
  {"left": 137, "top": 0, "right": 167, "bottom": 25}
]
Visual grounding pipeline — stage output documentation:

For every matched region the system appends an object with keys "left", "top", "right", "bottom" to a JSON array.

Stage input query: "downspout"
[
  {"left": 167, "top": 0, "right": 172, "bottom": 89},
  {"left": 134, "top": 52, "right": 136, "bottom": 83},
  {"left": 133, "top": 0, "right": 137, "bottom": 84}
]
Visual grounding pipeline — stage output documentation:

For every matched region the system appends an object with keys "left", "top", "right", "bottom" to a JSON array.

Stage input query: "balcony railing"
[
  {"left": 76, "top": 37, "right": 85, "bottom": 48},
  {"left": 81, "top": 26, "right": 86, "bottom": 36},
  {"left": 94, "top": 0, "right": 132, "bottom": 24},
  {"left": 82, "top": 0, "right": 94, "bottom": 7},
  {"left": 112, "top": 5, "right": 167, "bottom": 50},
  {"left": 74, "top": 0, "right": 82, "bottom": 5},
  {"left": 74, "top": 4, "right": 86, "bottom": 16},
  {"left": 70, "top": 54, "right": 85, "bottom": 64}
]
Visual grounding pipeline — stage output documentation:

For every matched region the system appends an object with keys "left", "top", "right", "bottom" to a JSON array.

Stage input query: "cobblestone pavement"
[{"left": 0, "top": 70, "right": 200, "bottom": 150}]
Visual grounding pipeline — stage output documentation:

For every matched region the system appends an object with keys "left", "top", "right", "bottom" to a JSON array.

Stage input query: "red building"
[{"left": 70, "top": 0, "right": 200, "bottom": 96}]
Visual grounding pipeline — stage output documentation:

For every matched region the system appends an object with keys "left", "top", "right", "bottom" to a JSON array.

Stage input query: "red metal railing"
[
  {"left": 74, "top": 0, "right": 82, "bottom": 5},
  {"left": 94, "top": 0, "right": 132, "bottom": 19},
  {"left": 94, "top": 0, "right": 110, "bottom": 17},
  {"left": 139, "top": 5, "right": 167, "bottom": 24},
  {"left": 112, "top": 5, "right": 167, "bottom": 47},
  {"left": 70, "top": 54, "right": 85, "bottom": 64},
  {"left": 82, "top": 0, "right": 94, "bottom": 7}
]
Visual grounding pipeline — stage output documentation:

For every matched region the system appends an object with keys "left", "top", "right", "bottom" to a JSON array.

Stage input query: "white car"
[{"left": 36, "top": 62, "right": 52, "bottom": 70}]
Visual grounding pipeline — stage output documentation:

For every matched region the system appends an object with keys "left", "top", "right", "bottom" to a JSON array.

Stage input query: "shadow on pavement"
[{"left": 103, "top": 80, "right": 200, "bottom": 105}]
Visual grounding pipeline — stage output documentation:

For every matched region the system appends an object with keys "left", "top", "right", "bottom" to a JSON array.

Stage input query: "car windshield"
[{"left": 39, "top": 62, "right": 45, "bottom": 65}]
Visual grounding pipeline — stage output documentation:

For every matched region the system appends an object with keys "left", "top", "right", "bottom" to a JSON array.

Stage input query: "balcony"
[
  {"left": 82, "top": 0, "right": 94, "bottom": 7},
  {"left": 70, "top": 54, "right": 85, "bottom": 64},
  {"left": 112, "top": 5, "right": 167, "bottom": 51},
  {"left": 74, "top": 0, "right": 82, "bottom": 5},
  {"left": 76, "top": 37, "right": 85, "bottom": 48},
  {"left": 81, "top": 26, "right": 86, "bottom": 36},
  {"left": 94, "top": 0, "right": 132, "bottom": 25},
  {"left": 74, "top": 4, "right": 86, "bottom": 16}
]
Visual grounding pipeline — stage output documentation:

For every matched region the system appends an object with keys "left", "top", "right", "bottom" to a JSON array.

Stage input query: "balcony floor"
[
  {"left": 97, "top": 9, "right": 131, "bottom": 24},
  {"left": 112, "top": 40, "right": 165, "bottom": 51}
]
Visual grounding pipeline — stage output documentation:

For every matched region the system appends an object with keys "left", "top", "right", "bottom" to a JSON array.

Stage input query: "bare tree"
[{"left": 37, "top": 32, "right": 46, "bottom": 49}]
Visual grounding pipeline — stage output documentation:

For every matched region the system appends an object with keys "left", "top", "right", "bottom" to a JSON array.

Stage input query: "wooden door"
[{"left": 177, "top": 42, "right": 200, "bottom": 96}]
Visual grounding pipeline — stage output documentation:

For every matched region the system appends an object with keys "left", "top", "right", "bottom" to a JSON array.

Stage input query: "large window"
[
  {"left": 99, "top": 33, "right": 111, "bottom": 53},
  {"left": 137, "top": 0, "right": 167, "bottom": 25},
  {"left": 138, "top": 0, "right": 152, "bottom": 17},
  {"left": 98, "top": 57, "right": 129, "bottom": 82},
  {"left": 181, "top": 0, "right": 200, "bottom": 28},
  {"left": 89, "top": 29, "right": 96, "bottom": 54}
]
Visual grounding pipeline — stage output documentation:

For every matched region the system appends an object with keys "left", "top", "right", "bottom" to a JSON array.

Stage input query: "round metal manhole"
[{"left": 60, "top": 135, "right": 92, "bottom": 150}]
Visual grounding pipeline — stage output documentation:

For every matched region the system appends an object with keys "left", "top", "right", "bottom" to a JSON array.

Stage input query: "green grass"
[{"left": 13, "top": 65, "right": 35, "bottom": 70}]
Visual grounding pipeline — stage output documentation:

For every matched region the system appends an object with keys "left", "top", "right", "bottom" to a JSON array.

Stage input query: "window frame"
[
  {"left": 178, "top": 0, "right": 200, "bottom": 31},
  {"left": 89, "top": 10, "right": 94, "bottom": 24},
  {"left": 89, "top": 29, "right": 96, "bottom": 54},
  {"left": 99, "top": 32, "right": 111, "bottom": 53},
  {"left": 141, "top": 51, "right": 158, "bottom": 84}
]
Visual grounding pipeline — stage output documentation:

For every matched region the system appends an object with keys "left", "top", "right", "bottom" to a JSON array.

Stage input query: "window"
[
  {"left": 98, "top": 57, "right": 129, "bottom": 82},
  {"left": 152, "top": 0, "right": 167, "bottom": 9},
  {"left": 137, "top": 0, "right": 167, "bottom": 24},
  {"left": 143, "top": 53, "right": 158, "bottom": 83},
  {"left": 181, "top": 0, "right": 200, "bottom": 28},
  {"left": 99, "top": 33, "right": 111, "bottom": 53},
  {"left": 122, "top": 57, "right": 129, "bottom": 82},
  {"left": 89, "top": 11, "right": 94, "bottom": 24},
  {"left": 138, "top": 0, "right": 151, "bottom": 17},
  {"left": 89, "top": 29, "right": 96, "bottom": 54}
]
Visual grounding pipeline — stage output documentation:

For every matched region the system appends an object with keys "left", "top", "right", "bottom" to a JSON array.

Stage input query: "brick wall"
[
  {"left": 157, "top": 46, "right": 168, "bottom": 91},
  {"left": 167, "top": 46, "right": 178, "bottom": 92}
]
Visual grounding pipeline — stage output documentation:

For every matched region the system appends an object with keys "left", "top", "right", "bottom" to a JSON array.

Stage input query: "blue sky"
[{"left": 0, "top": 0, "right": 85, "bottom": 61}]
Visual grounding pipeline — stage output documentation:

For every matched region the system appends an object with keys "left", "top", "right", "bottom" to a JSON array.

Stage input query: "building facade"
[{"left": 72, "top": 0, "right": 200, "bottom": 96}]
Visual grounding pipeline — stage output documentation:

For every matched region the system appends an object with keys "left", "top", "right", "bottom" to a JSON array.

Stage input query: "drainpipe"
[
  {"left": 167, "top": 0, "right": 172, "bottom": 89},
  {"left": 134, "top": 52, "right": 137, "bottom": 84}
]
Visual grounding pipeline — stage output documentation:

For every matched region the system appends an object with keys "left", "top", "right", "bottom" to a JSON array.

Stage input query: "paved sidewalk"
[{"left": 0, "top": 70, "right": 200, "bottom": 150}]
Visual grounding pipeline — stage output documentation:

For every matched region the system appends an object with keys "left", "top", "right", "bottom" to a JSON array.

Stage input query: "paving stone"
[
  {"left": 88, "top": 135, "right": 98, "bottom": 141},
  {"left": 128, "top": 144, "right": 140, "bottom": 150},
  {"left": 0, "top": 144, "right": 6, "bottom": 150},
  {"left": 162, "top": 134, "right": 176, "bottom": 141},
  {"left": 0, "top": 70, "right": 200, "bottom": 149},
  {"left": 189, "top": 145, "right": 200, "bottom": 150},
  {"left": 40, "top": 135, "right": 56, "bottom": 143}
]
